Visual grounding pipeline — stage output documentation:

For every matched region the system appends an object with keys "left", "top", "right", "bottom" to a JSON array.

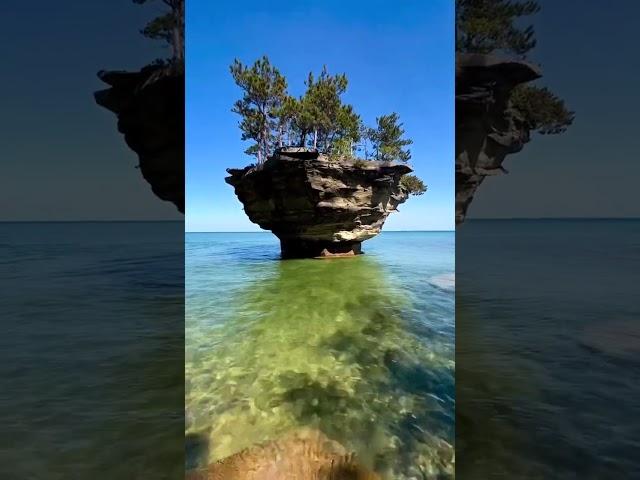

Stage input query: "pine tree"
[
  {"left": 230, "top": 56, "right": 288, "bottom": 164},
  {"left": 332, "top": 104, "right": 361, "bottom": 156},
  {"left": 303, "top": 67, "right": 342, "bottom": 150},
  {"left": 370, "top": 113, "right": 413, "bottom": 162},
  {"left": 456, "top": 0, "right": 540, "bottom": 56},
  {"left": 456, "top": 0, "right": 574, "bottom": 135},
  {"left": 133, "top": 0, "right": 184, "bottom": 66},
  {"left": 400, "top": 174, "right": 427, "bottom": 196}
]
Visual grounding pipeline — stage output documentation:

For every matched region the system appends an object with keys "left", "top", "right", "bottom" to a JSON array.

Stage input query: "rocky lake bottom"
[{"left": 186, "top": 231, "right": 455, "bottom": 479}]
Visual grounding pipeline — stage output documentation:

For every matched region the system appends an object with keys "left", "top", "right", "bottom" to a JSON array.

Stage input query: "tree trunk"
[
  {"left": 171, "top": 1, "right": 185, "bottom": 66},
  {"left": 313, "top": 130, "right": 317, "bottom": 150},
  {"left": 261, "top": 113, "right": 269, "bottom": 163}
]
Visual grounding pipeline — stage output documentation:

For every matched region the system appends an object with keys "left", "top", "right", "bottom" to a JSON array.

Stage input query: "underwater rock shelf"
[{"left": 225, "top": 149, "right": 412, "bottom": 258}]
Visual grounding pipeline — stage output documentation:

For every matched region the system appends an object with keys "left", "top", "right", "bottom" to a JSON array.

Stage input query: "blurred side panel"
[
  {"left": 0, "top": 1, "right": 184, "bottom": 478},
  {"left": 456, "top": 0, "right": 640, "bottom": 478}
]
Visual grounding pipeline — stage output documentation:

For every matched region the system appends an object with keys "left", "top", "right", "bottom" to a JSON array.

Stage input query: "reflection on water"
[{"left": 186, "top": 232, "right": 455, "bottom": 479}]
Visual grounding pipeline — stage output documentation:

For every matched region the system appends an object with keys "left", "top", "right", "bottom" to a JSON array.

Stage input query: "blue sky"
[{"left": 186, "top": 0, "right": 454, "bottom": 232}]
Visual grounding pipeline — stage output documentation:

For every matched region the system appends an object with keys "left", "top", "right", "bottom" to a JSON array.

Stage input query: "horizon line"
[
  {"left": 0, "top": 219, "right": 183, "bottom": 223},
  {"left": 3, "top": 216, "right": 638, "bottom": 224},
  {"left": 467, "top": 216, "right": 640, "bottom": 221},
  {"left": 185, "top": 229, "right": 455, "bottom": 233}
]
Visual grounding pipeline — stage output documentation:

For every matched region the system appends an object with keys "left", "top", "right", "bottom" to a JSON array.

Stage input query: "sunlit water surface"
[{"left": 186, "top": 231, "right": 455, "bottom": 479}]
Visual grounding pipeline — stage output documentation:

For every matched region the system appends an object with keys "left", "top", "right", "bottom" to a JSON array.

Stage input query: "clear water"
[
  {"left": 0, "top": 222, "right": 184, "bottom": 479},
  {"left": 457, "top": 219, "right": 640, "bottom": 478},
  {"left": 186, "top": 231, "right": 455, "bottom": 479}
]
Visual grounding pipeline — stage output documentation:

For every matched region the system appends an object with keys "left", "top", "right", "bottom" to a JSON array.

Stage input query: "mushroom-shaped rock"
[{"left": 225, "top": 150, "right": 412, "bottom": 258}]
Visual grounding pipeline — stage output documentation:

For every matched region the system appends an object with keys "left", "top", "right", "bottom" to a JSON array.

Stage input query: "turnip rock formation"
[
  {"left": 226, "top": 57, "right": 425, "bottom": 257},
  {"left": 94, "top": 66, "right": 185, "bottom": 213},
  {"left": 455, "top": 1, "right": 573, "bottom": 224},
  {"left": 94, "top": 0, "right": 184, "bottom": 213},
  {"left": 226, "top": 149, "right": 412, "bottom": 258},
  {"left": 455, "top": 54, "right": 540, "bottom": 224}
]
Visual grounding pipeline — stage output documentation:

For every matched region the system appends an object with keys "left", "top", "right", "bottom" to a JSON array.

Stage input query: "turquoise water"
[{"left": 186, "top": 231, "right": 455, "bottom": 479}]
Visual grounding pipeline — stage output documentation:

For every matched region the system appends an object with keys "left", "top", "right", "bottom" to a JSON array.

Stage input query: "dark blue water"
[
  {"left": 457, "top": 219, "right": 640, "bottom": 478},
  {"left": 0, "top": 222, "right": 184, "bottom": 479}
]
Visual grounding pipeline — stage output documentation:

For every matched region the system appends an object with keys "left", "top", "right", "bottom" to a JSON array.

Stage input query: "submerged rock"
[
  {"left": 225, "top": 149, "right": 412, "bottom": 258},
  {"left": 94, "top": 65, "right": 185, "bottom": 213},
  {"left": 185, "top": 428, "right": 380, "bottom": 480},
  {"left": 456, "top": 53, "right": 541, "bottom": 224}
]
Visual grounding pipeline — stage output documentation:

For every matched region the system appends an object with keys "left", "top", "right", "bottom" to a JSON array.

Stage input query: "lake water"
[
  {"left": 186, "top": 231, "right": 455, "bottom": 479},
  {"left": 0, "top": 222, "right": 184, "bottom": 479},
  {"left": 457, "top": 219, "right": 640, "bottom": 478}
]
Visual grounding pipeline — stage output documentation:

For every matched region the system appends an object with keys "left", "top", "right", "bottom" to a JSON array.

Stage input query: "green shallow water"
[{"left": 186, "top": 232, "right": 454, "bottom": 479}]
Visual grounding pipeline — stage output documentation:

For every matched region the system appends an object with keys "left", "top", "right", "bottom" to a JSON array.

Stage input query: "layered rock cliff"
[
  {"left": 225, "top": 149, "right": 412, "bottom": 258},
  {"left": 94, "top": 65, "right": 185, "bottom": 213},
  {"left": 456, "top": 53, "right": 541, "bottom": 224}
]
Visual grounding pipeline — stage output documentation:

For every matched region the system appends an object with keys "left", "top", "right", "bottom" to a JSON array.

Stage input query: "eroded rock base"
[{"left": 280, "top": 239, "right": 362, "bottom": 259}]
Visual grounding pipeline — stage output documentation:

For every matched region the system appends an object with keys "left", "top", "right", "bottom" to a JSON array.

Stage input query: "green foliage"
[
  {"left": 456, "top": 0, "right": 540, "bottom": 56},
  {"left": 139, "top": 12, "right": 174, "bottom": 43},
  {"left": 230, "top": 59, "right": 363, "bottom": 159},
  {"left": 369, "top": 113, "right": 413, "bottom": 162},
  {"left": 295, "top": 67, "right": 361, "bottom": 152},
  {"left": 456, "top": 0, "right": 574, "bottom": 136},
  {"left": 229, "top": 55, "right": 422, "bottom": 200},
  {"left": 400, "top": 175, "right": 427, "bottom": 196},
  {"left": 304, "top": 67, "right": 347, "bottom": 149},
  {"left": 132, "top": 0, "right": 184, "bottom": 65},
  {"left": 352, "top": 158, "right": 369, "bottom": 168},
  {"left": 330, "top": 138, "right": 355, "bottom": 160},
  {"left": 230, "top": 57, "right": 427, "bottom": 198},
  {"left": 273, "top": 95, "right": 300, "bottom": 147},
  {"left": 509, "top": 84, "right": 574, "bottom": 134},
  {"left": 230, "top": 56, "right": 288, "bottom": 163}
]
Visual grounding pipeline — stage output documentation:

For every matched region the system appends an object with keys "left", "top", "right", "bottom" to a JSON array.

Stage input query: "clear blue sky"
[{"left": 186, "top": 0, "right": 454, "bottom": 232}]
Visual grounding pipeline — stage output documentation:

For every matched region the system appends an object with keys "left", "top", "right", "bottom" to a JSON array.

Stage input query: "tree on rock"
[
  {"left": 369, "top": 113, "right": 413, "bottom": 162},
  {"left": 301, "top": 67, "right": 360, "bottom": 153},
  {"left": 509, "top": 84, "right": 573, "bottom": 134},
  {"left": 456, "top": 0, "right": 573, "bottom": 135},
  {"left": 230, "top": 56, "right": 288, "bottom": 164},
  {"left": 400, "top": 174, "right": 427, "bottom": 196},
  {"left": 133, "top": 0, "right": 184, "bottom": 67},
  {"left": 456, "top": 0, "right": 540, "bottom": 56}
]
